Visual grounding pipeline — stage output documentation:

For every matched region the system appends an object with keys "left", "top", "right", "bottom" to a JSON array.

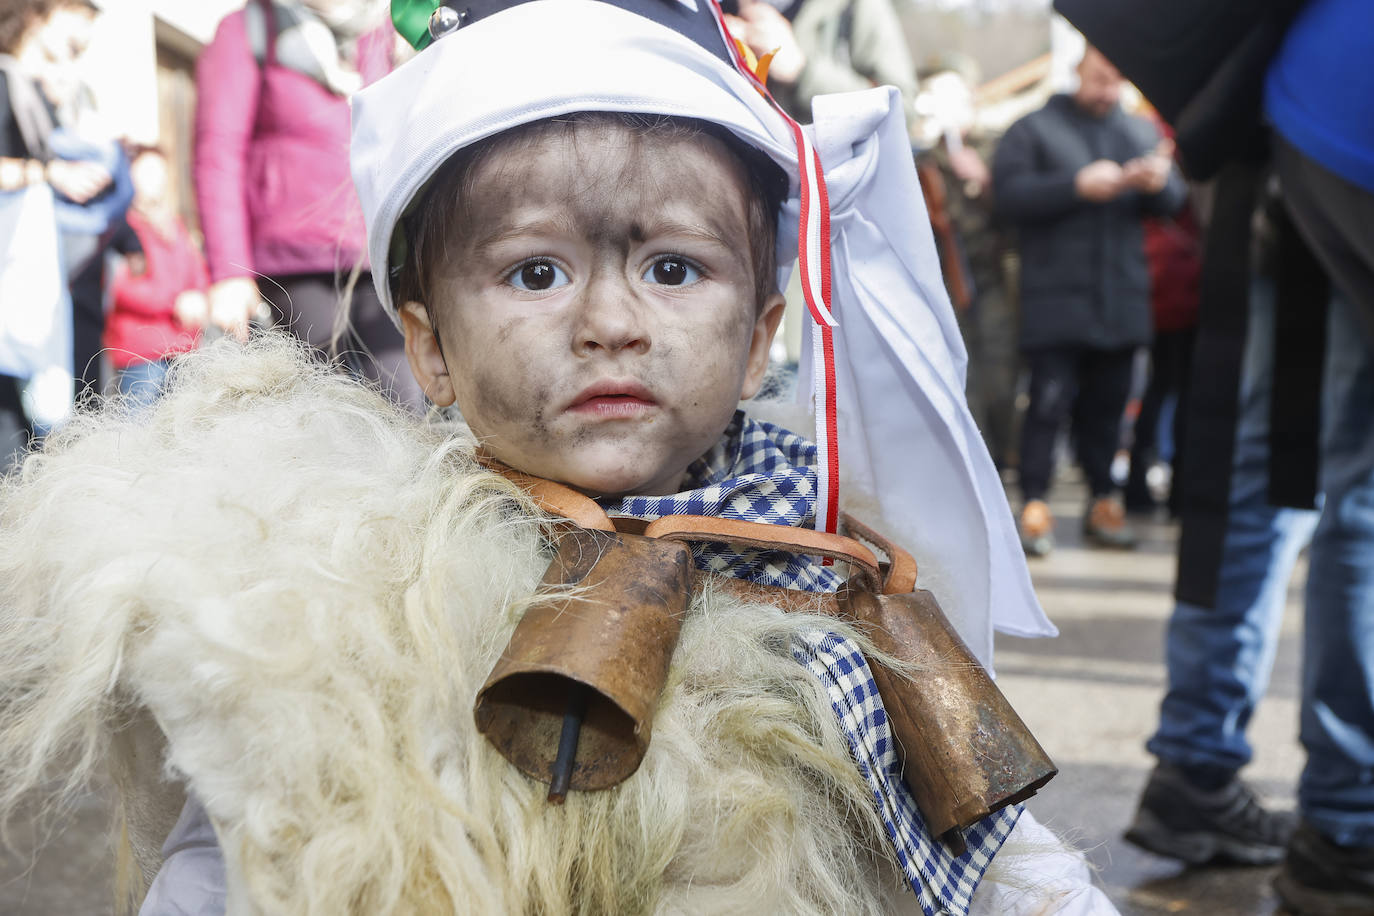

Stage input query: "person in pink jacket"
[{"left": 193, "top": 1, "right": 422, "bottom": 409}]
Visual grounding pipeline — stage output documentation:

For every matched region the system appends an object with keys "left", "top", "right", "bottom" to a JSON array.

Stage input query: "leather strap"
[
  {"left": 643, "top": 515, "right": 882, "bottom": 592},
  {"left": 840, "top": 513, "right": 917, "bottom": 595},
  {"left": 477, "top": 456, "right": 616, "bottom": 532},
  {"left": 481, "top": 458, "right": 912, "bottom": 595}
]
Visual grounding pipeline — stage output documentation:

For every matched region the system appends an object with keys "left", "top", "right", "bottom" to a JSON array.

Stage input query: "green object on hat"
[{"left": 392, "top": 0, "right": 443, "bottom": 51}]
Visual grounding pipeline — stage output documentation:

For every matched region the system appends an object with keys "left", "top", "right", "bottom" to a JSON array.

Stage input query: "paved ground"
[
  {"left": 0, "top": 778, "right": 114, "bottom": 914},
  {"left": 1, "top": 471, "right": 1309, "bottom": 914},
  {"left": 996, "top": 473, "right": 1306, "bottom": 915}
]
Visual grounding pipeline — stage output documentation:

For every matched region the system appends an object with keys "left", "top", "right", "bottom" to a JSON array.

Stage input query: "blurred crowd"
[
  {"left": 725, "top": 0, "right": 1199, "bottom": 556},
  {"left": 1, "top": 0, "right": 1201, "bottom": 534},
  {"left": 2, "top": 0, "right": 1373, "bottom": 911},
  {"left": 0, "top": 0, "right": 423, "bottom": 475}
]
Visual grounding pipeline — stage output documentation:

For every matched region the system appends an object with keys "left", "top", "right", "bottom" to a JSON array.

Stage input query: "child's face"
[{"left": 401, "top": 123, "right": 785, "bottom": 498}]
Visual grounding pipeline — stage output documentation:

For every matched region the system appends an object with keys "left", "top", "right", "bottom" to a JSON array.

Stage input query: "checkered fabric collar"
[
  {"left": 796, "top": 631, "right": 1020, "bottom": 913},
  {"left": 600, "top": 414, "right": 1018, "bottom": 911},
  {"left": 600, "top": 411, "right": 844, "bottom": 593}
]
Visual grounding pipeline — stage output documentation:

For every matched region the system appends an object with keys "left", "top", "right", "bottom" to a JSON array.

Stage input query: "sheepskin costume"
[
  {"left": 0, "top": 339, "right": 1104, "bottom": 916},
  {"left": 0, "top": 337, "right": 909, "bottom": 912},
  {"left": 0, "top": 338, "right": 1113, "bottom": 914}
]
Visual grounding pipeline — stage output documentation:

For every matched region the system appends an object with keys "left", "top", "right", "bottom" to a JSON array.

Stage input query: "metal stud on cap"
[{"left": 428, "top": 4, "right": 464, "bottom": 41}]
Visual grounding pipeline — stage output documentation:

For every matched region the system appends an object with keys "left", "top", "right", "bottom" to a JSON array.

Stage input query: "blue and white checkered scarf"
[{"left": 600, "top": 411, "right": 1020, "bottom": 916}]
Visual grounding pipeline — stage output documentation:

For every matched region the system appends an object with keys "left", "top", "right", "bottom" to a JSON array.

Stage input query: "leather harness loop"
[
  {"left": 477, "top": 454, "right": 617, "bottom": 532},
  {"left": 839, "top": 513, "right": 918, "bottom": 595},
  {"left": 481, "top": 458, "right": 909, "bottom": 595},
  {"left": 642, "top": 515, "right": 883, "bottom": 594}
]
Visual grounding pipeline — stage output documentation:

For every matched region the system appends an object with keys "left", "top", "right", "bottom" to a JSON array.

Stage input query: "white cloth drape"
[
  {"left": 0, "top": 185, "right": 74, "bottom": 428},
  {"left": 801, "top": 88, "right": 1054, "bottom": 662}
]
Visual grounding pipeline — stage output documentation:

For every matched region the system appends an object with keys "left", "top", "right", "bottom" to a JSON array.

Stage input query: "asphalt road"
[{"left": 0, "top": 471, "right": 1309, "bottom": 915}]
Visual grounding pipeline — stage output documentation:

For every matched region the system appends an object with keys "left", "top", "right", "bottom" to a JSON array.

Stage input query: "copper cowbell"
[
  {"left": 475, "top": 526, "right": 693, "bottom": 793},
  {"left": 842, "top": 587, "right": 1057, "bottom": 849}
]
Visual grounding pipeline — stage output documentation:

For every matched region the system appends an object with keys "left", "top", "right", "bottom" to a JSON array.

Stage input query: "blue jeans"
[
  {"left": 1151, "top": 285, "right": 1374, "bottom": 844},
  {"left": 1300, "top": 293, "right": 1374, "bottom": 845},
  {"left": 115, "top": 358, "right": 169, "bottom": 409},
  {"left": 1147, "top": 279, "right": 1321, "bottom": 774}
]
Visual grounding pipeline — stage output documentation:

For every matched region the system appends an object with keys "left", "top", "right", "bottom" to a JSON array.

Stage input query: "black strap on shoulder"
[
  {"left": 1175, "top": 160, "right": 1263, "bottom": 608},
  {"left": 1268, "top": 204, "right": 1328, "bottom": 509}
]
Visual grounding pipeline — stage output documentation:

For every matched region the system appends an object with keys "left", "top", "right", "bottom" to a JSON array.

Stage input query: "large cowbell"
[
  {"left": 475, "top": 527, "right": 693, "bottom": 794},
  {"left": 843, "top": 588, "right": 1057, "bottom": 850}
]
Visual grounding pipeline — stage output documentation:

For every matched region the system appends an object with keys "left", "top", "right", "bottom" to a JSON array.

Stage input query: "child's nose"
[{"left": 571, "top": 271, "right": 650, "bottom": 356}]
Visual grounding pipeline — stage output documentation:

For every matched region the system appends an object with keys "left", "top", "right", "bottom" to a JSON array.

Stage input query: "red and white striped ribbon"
[{"left": 710, "top": 1, "right": 841, "bottom": 534}]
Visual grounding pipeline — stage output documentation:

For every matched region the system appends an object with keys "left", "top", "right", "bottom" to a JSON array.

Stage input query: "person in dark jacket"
[{"left": 993, "top": 47, "right": 1186, "bottom": 557}]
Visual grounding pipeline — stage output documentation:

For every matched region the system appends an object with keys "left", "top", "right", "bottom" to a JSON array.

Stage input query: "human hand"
[
  {"left": 207, "top": 277, "right": 259, "bottom": 341},
  {"left": 733, "top": 0, "right": 805, "bottom": 84},
  {"left": 948, "top": 145, "right": 990, "bottom": 193},
  {"left": 1074, "top": 159, "right": 1125, "bottom": 202},
  {"left": 45, "top": 158, "right": 113, "bottom": 204},
  {"left": 174, "top": 289, "right": 210, "bottom": 329},
  {"left": 1122, "top": 139, "right": 1175, "bottom": 195}
]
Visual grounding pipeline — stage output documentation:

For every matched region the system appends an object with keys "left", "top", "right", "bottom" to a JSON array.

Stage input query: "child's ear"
[
  {"left": 739, "top": 293, "right": 787, "bottom": 401},
  {"left": 399, "top": 301, "right": 456, "bottom": 407}
]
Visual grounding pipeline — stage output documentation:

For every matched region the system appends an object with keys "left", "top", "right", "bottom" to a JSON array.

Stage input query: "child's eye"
[
  {"left": 642, "top": 257, "right": 702, "bottom": 286},
  {"left": 507, "top": 260, "right": 569, "bottom": 291}
]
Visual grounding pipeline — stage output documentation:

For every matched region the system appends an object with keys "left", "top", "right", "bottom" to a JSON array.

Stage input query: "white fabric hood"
[{"left": 349, "top": 0, "right": 1054, "bottom": 662}]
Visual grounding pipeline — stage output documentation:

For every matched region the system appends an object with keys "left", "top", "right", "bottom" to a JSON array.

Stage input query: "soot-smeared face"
[{"left": 402, "top": 122, "right": 783, "bottom": 498}]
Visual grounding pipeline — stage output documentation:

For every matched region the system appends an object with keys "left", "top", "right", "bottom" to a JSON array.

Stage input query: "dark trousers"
[
  {"left": 64, "top": 232, "right": 109, "bottom": 402},
  {"left": 1019, "top": 344, "right": 1136, "bottom": 502},
  {"left": 1128, "top": 327, "right": 1197, "bottom": 510},
  {"left": 258, "top": 272, "right": 424, "bottom": 411},
  {"left": 0, "top": 374, "right": 30, "bottom": 471}
]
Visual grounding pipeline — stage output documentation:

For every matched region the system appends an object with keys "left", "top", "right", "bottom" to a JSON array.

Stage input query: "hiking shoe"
[
  {"left": 1019, "top": 499, "right": 1055, "bottom": 557},
  {"left": 1275, "top": 821, "right": 1374, "bottom": 915},
  {"left": 1124, "top": 764, "right": 1296, "bottom": 865},
  {"left": 1083, "top": 496, "right": 1138, "bottom": 549}
]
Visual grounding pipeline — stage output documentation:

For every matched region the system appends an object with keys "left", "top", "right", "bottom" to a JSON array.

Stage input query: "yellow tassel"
[
  {"left": 732, "top": 36, "right": 758, "bottom": 72},
  {"left": 754, "top": 49, "right": 777, "bottom": 88},
  {"left": 730, "top": 37, "right": 777, "bottom": 91}
]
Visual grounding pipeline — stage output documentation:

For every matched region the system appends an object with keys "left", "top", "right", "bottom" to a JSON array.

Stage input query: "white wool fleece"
[{"left": 0, "top": 334, "right": 1107, "bottom": 915}]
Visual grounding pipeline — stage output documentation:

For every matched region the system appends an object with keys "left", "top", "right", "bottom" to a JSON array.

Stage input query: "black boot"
[
  {"left": 1275, "top": 821, "right": 1374, "bottom": 915},
  {"left": 1124, "top": 764, "right": 1296, "bottom": 865}
]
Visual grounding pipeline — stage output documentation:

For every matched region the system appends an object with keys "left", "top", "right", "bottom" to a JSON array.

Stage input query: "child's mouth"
[
  {"left": 572, "top": 395, "right": 655, "bottom": 418},
  {"left": 567, "top": 382, "right": 657, "bottom": 418}
]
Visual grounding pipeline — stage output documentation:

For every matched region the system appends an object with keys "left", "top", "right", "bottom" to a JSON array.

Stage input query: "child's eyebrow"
[
  {"left": 473, "top": 215, "right": 745, "bottom": 260},
  {"left": 471, "top": 215, "right": 581, "bottom": 255},
  {"left": 633, "top": 218, "right": 736, "bottom": 251}
]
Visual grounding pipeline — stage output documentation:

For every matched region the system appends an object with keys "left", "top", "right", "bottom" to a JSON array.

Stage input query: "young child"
[
  {"left": 0, "top": 2, "right": 1112, "bottom": 913},
  {"left": 104, "top": 146, "right": 208, "bottom": 406}
]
